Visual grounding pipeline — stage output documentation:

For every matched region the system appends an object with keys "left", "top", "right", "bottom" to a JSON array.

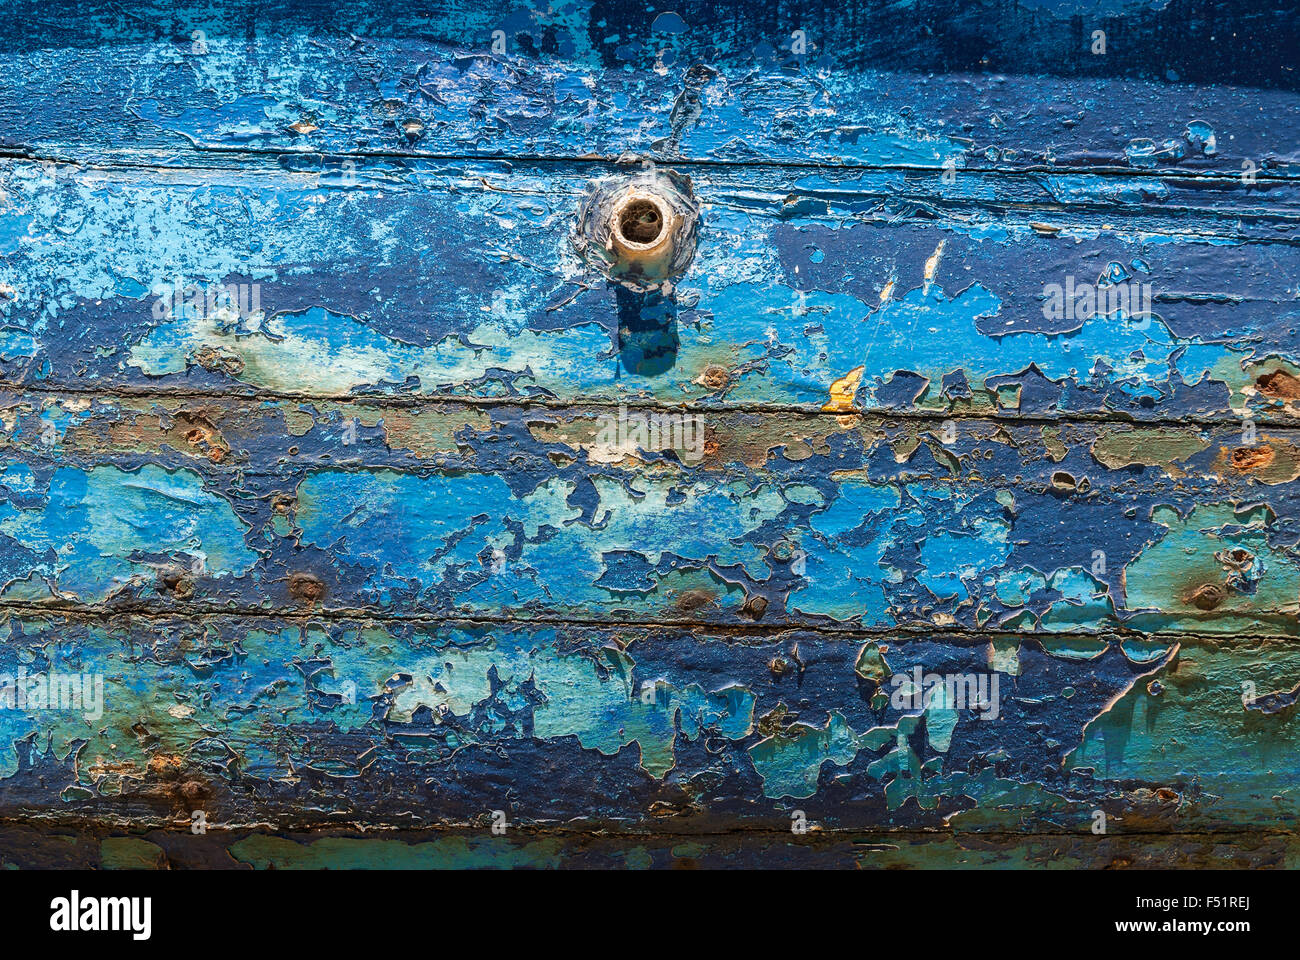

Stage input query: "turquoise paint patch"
[{"left": 295, "top": 470, "right": 786, "bottom": 611}]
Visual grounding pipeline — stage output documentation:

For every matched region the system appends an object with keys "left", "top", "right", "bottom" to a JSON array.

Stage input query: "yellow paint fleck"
[
  {"left": 922, "top": 240, "right": 945, "bottom": 289},
  {"left": 823, "top": 366, "right": 864, "bottom": 427}
]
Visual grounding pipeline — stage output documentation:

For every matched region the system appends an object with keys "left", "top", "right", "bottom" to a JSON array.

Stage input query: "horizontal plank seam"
[
  {"left": 0, "top": 815, "right": 1292, "bottom": 840},
  {"left": 1, "top": 457, "right": 1264, "bottom": 498},
  {"left": 1, "top": 382, "right": 1293, "bottom": 431},
  {"left": 4, "top": 145, "right": 1296, "bottom": 185},
  {"left": 0, "top": 599, "right": 1287, "bottom": 646}
]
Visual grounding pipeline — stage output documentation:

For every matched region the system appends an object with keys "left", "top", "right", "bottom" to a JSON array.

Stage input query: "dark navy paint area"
[
  {"left": 0, "top": 3, "right": 1295, "bottom": 177},
  {"left": 2, "top": 0, "right": 1295, "bottom": 89}
]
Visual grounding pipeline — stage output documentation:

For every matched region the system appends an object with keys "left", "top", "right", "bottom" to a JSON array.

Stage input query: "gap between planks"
[
  {"left": 0, "top": 813, "right": 1294, "bottom": 841},
  {"left": 5, "top": 145, "right": 1297, "bottom": 187},
  {"left": 0, "top": 599, "right": 1291, "bottom": 648},
  {"left": 3, "top": 381, "right": 1295, "bottom": 431}
]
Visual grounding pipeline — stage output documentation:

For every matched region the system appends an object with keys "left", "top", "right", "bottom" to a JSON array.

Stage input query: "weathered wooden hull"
[{"left": 0, "top": 0, "right": 1297, "bottom": 869}]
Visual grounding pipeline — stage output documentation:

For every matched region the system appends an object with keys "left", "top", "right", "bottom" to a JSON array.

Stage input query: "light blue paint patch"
[
  {"left": 788, "top": 482, "right": 910, "bottom": 622},
  {"left": 918, "top": 516, "right": 1012, "bottom": 601},
  {"left": 0, "top": 464, "right": 255, "bottom": 602},
  {"left": 295, "top": 470, "right": 785, "bottom": 609},
  {"left": 806, "top": 481, "right": 900, "bottom": 537},
  {"left": 0, "top": 328, "right": 37, "bottom": 359},
  {"left": 1042, "top": 175, "right": 1171, "bottom": 205},
  {"left": 295, "top": 469, "right": 520, "bottom": 581},
  {"left": 701, "top": 236, "right": 1249, "bottom": 405},
  {"left": 0, "top": 464, "right": 36, "bottom": 496},
  {"left": 1039, "top": 568, "right": 1118, "bottom": 632}
]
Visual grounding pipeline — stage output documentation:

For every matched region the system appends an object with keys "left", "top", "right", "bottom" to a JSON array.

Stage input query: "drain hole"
[{"left": 618, "top": 199, "right": 664, "bottom": 244}]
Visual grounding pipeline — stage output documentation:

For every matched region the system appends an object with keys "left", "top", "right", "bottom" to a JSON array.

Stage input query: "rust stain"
[
  {"left": 288, "top": 572, "right": 327, "bottom": 606},
  {"left": 1230, "top": 445, "right": 1275, "bottom": 471},
  {"left": 192, "top": 345, "right": 245, "bottom": 376},
  {"left": 1186, "top": 583, "right": 1225, "bottom": 611},
  {"left": 156, "top": 565, "right": 195, "bottom": 599},
  {"left": 674, "top": 588, "right": 716, "bottom": 612},
  {"left": 701, "top": 364, "right": 730, "bottom": 390},
  {"left": 1256, "top": 370, "right": 1300, "bottom": 400}
]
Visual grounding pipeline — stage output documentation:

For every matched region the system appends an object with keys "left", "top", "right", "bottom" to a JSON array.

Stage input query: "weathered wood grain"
[
  {"left": 1, "top": 0, "right": 1295, "bottom": 178},
  {"left": 7, "top": 824, "right": 1300, "bottom": 870},
  {"left": 2, "top": 394, "right": 1298, "bottom": 636},
  {"left": 1, "top": 0, "right": 1296, "bottom": 869},
  {"left": 2, "top": 158, "right": 1298, "bottom": 423},
  {"left": 0, "top": 609, "right": 1292, "bottom": 837}
]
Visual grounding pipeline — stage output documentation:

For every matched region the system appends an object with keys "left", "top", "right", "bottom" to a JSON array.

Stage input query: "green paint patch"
[
  {"left": 1091, "top": 426, "right": 1209, "bottom": 472},
  {"left": 1124, "top": 502, "right": 1300, "bottom": 634},
  {"left": 229, "top": 834, "right": 568, "bottom": 869},
  {"left": 100, "top": 837, "right": 167, "bottom": 870},
  {"left": 1067, "top": 638, "right": 1300, "bottom": 826},
  {"left": 378, "top": 637, "right": 754, "bottom": 779},
  {"left": 749, "top": 710, "right": 917, "bottom": 799}
]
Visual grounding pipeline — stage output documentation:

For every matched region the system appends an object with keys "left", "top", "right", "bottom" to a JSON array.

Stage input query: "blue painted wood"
[
  {"left": 0, "top": 611, "right": 1209, "bottom": 830},
  {"left": 1, "top": 159, "right": 1298, "bottom": 424},
  {"left": 0, "top": 0, "right": 1296, "bottom": 869},
  {"left": 1, "top": 1, "right": 1296, "bottom": 177},
  {"left": 0, "top": 395, "right": 1296, "bottom": 637}
]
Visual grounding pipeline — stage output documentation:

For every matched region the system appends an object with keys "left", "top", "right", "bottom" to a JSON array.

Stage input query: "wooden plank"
[
  {"left": 2, "top": 159, "right": 1299, "bottom": 423},
  {"left": 0, "top": 1, "right": 1295, "bottom": 178},
  {"left": 0, "top": 609, "right": 1294, "bottom": 836},
  {"left": 8, "top": 824, "right": 1300, "bottom": 869},
  {"left": 1, "top": 0, "right": 1296, "bottom": 872},
  {"left": 2, "top": 394, "right": 1298, "bottom": 637}
]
